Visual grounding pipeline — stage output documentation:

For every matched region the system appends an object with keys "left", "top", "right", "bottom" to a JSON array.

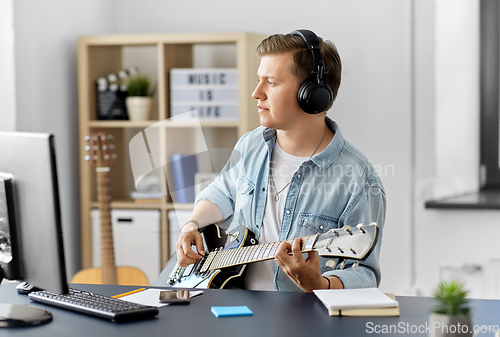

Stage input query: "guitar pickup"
[{"left": 168, "top": 266, "right": 185, "bottom": 284}]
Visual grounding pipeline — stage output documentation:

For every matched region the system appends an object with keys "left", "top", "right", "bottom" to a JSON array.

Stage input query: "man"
[{"left": 173, "top": 30, "right": 385, "bottom": 292}]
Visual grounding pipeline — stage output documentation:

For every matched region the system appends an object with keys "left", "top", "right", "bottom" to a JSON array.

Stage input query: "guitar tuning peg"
[
  {"left": 326, "top": 259, "right": 337, "bottom": 268},
  {"left": 84, "top": 145, "right": 90, "bottom": 151},
  {"left": 100, "top": 134, "right": 106, "bottom": 140},
  {"left": 102, "top": 145, "right": 107, "bottom": 150},
  {"left": 339, "top": 259, "right": 347, "bottom": 270},
  {"left": 109, "top": 144, "right": 115, "bottom": 150},
  {"left": 327, "top": 229, "right": 339, "bottom": 237},
  {"left": 356, "top": 223, "right": 366, "bottom": 234},
  {"left": 104, "top": 154, "right": 109, "bottom": 160},
  {"left": 84, "top": 135, "right": 90, "bottom": 141},
  {"left": 84, "top": 155, "right": 90, "bottom": 161},
  {"left": 341, "top": 225, "right": 354, "bottom": 235},
  {"left": 112, "top": 153, "right": 118, "bottom": 159},
  {"left": 107, "top": 134, "right": 114, "bottom": 140},
  {"left": 353, "top": 261, "right": 360, "bottom": 270}
]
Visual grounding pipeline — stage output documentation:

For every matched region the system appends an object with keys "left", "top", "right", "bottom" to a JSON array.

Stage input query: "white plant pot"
[
  {"left": 126, "top": 97, "right": 153, "bottom": 121},
  {"left": 429, "top": 313, "right": 473, "bottom": 337}
]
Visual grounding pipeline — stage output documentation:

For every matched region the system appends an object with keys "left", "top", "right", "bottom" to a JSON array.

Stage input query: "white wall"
[
  {"left": 434, "top": 0, "right": 480, "bottom": 198},
  {"left": 414, "top": 0, "right": 436, "bottom": 292},
  {"left": 13, "top": 0, "right": 119, "bottom": 278},
  {"left": 0, "top": 0, "right": 16, "bottom": 131}
]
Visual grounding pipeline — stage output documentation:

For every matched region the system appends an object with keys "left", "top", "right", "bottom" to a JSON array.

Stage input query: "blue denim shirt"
[{"left": 196, "top": 117, "right": 386, "bottom": 291}]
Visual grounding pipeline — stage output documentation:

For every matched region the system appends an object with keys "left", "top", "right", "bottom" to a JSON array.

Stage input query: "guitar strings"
[{"left": 205, "top": 235, "right": 315, "bottom": 271}]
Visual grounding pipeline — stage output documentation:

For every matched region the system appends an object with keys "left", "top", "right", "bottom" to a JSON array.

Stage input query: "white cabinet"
[{"left": 91, "top": 209, "right": 160, "bottom": 285}]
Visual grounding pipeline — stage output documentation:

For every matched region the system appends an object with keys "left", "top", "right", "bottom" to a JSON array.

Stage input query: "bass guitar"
[{"left": 158, "top": 222, "right": 379, "bottom": 289}]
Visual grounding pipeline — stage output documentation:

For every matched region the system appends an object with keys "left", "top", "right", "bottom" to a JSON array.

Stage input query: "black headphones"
[{"left": 290, "top": 29, "right": 333, "bottom": 114}]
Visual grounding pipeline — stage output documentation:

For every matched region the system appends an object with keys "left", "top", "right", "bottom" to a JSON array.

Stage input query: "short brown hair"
[{"left": 257, "top": 33, "right": 342, "bottom": 110}]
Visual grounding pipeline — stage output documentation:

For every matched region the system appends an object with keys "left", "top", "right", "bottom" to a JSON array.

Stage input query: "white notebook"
[{"left": 313, "top": 287, "right": 399, "bottom": 311}]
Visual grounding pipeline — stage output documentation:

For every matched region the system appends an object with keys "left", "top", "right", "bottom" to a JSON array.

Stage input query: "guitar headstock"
[
  {"left": 311, "top": 223, "right": 379, "bottom": 263},
  {"left": 84, "top": 132, "right": 117, "bottom": 168}
]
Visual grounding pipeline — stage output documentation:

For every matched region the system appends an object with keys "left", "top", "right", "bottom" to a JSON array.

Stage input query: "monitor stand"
[{"left": 0, "top": 271, "right": 53, "bottom": 328}]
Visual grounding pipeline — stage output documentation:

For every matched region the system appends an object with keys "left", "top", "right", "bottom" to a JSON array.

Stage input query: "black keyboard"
[{"left": 28, "top": 288, "right": 159, "bottom": 322}]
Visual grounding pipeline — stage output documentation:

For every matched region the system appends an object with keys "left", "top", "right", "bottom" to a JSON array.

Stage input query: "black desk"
[{"left": 1, "top": 282, "right": 499, "bottom": 336}]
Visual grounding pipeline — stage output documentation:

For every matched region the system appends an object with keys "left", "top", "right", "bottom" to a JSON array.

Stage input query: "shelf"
[
  {"left": 78, "top": 31, "right": 266, "bottom": 269},
  {"left": 88, "top": 120, "right": 160, "bottom": 128},
  {"left": 88, "top": 120, "right": 240, "bottom": 128},
  {"left": 79, "top": 32, "right": 261, "bottom": 46},
  {"left": 162, "top": 120, "right": 240, "bottom": 128},
  {"left": 425, "top": 189, "right": 500, "bottom": 210},
  {"left": 90, "top": 199, "right": 195, "bottom": 210},
  {"left": 91, "top": 199, "right": 162, "bottom": 209},
  {"left": 165, "top": 203, "right": 195, "bottom": 210}
]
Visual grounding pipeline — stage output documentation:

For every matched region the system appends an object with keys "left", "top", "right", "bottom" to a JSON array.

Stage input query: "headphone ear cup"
[
  {"left": 297, "top": 80, "right": 316, "bottom": 113},
  {"left": 297, "top": 79, "right": 333, "bottom": 114}
]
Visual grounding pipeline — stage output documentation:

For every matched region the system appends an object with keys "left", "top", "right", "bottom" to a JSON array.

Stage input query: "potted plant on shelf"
[
  {"left": 125, "top": 74, "right": 156, "bottom": 121},
  {"left": 429, "top": 281, "right": 473, "bottom": 337}
]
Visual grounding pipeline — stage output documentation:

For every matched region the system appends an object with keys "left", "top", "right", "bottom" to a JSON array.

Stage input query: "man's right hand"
[{"left": 175, "top": 222, "right": 205, "bottom": 267}]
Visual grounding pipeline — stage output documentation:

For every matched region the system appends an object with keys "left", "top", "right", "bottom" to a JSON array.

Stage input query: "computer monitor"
[{"left": 0, "top": 132, "right": 68, "bottom": 295}]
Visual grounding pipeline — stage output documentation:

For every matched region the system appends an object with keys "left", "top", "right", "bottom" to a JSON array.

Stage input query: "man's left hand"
[{"left": 275, "top": 238, "right": 331, "bottom": 292}]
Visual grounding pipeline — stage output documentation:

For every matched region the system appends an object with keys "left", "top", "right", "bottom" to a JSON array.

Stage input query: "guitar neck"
[
  {"left": 96, "top": 169, "right": 117, "bottom": 284},
  {"left": 206, "top": 236, "right": 315, "bottom": 270}
]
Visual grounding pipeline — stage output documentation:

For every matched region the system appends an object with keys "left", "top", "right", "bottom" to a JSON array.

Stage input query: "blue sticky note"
[{"left": 211, "top": 306, "right": 253, "bottom": 317}]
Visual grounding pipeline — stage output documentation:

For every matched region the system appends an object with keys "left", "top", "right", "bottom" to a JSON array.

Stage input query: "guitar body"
[
  {"left": 158, "top": 224, "right": 257, "bottom": 289},
  {"left": 72, "top": 266, "right": 149, "bottom": 286}
]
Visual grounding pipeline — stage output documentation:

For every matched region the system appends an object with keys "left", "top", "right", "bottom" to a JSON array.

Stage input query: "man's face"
[{"left": 252, "top": 52, "right": 304, "bottom": 130}]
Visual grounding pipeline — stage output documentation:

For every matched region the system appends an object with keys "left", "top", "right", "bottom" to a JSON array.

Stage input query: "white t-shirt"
[{"left": 244, "top": 141, "right": 309, "bottom": 290}]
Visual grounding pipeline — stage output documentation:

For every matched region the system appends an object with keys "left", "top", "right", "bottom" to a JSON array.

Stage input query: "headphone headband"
[
  {"left": 289, "top": 29, "right": 333, "bottom": 114},
  {"left": 290, "top": 30, "right": 327, "bottom": 80}
]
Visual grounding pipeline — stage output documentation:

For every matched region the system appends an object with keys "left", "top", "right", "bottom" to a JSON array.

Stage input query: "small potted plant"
[
  {"left": 429, "top": 281, "right": 473, "bottom": 337},
  {"left": 125, "top": 74, "right": 156, "bottom": 121}
]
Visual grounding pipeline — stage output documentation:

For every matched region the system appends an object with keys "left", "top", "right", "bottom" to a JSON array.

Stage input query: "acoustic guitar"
[
  {"left": 158, "top": 222, "right": 379, "bottom": 289},
  {"left": 72, "top": 132, "right": 149, "bottom": 286}
]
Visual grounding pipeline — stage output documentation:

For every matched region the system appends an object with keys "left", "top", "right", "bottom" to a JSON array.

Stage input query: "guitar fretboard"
[
  {"left": 96, "top": 169, "right": 117, "bottom": 285},
  {"left": 202, "top": 235, "right": 316, "bottom": 272}
]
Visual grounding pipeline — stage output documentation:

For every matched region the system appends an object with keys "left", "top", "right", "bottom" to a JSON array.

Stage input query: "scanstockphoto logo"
[{"left": 365, "top": 321, "right": 500, "bottom": 335}]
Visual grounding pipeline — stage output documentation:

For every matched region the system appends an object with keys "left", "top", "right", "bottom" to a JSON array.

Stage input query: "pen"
[{"left": 111, "top": 288, "right": 146, "bottom": 299}]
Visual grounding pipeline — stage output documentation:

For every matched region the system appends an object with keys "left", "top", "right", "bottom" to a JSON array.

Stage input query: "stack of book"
[{"left": 313, "top": 287, "right": 400, "bottom": 316}]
